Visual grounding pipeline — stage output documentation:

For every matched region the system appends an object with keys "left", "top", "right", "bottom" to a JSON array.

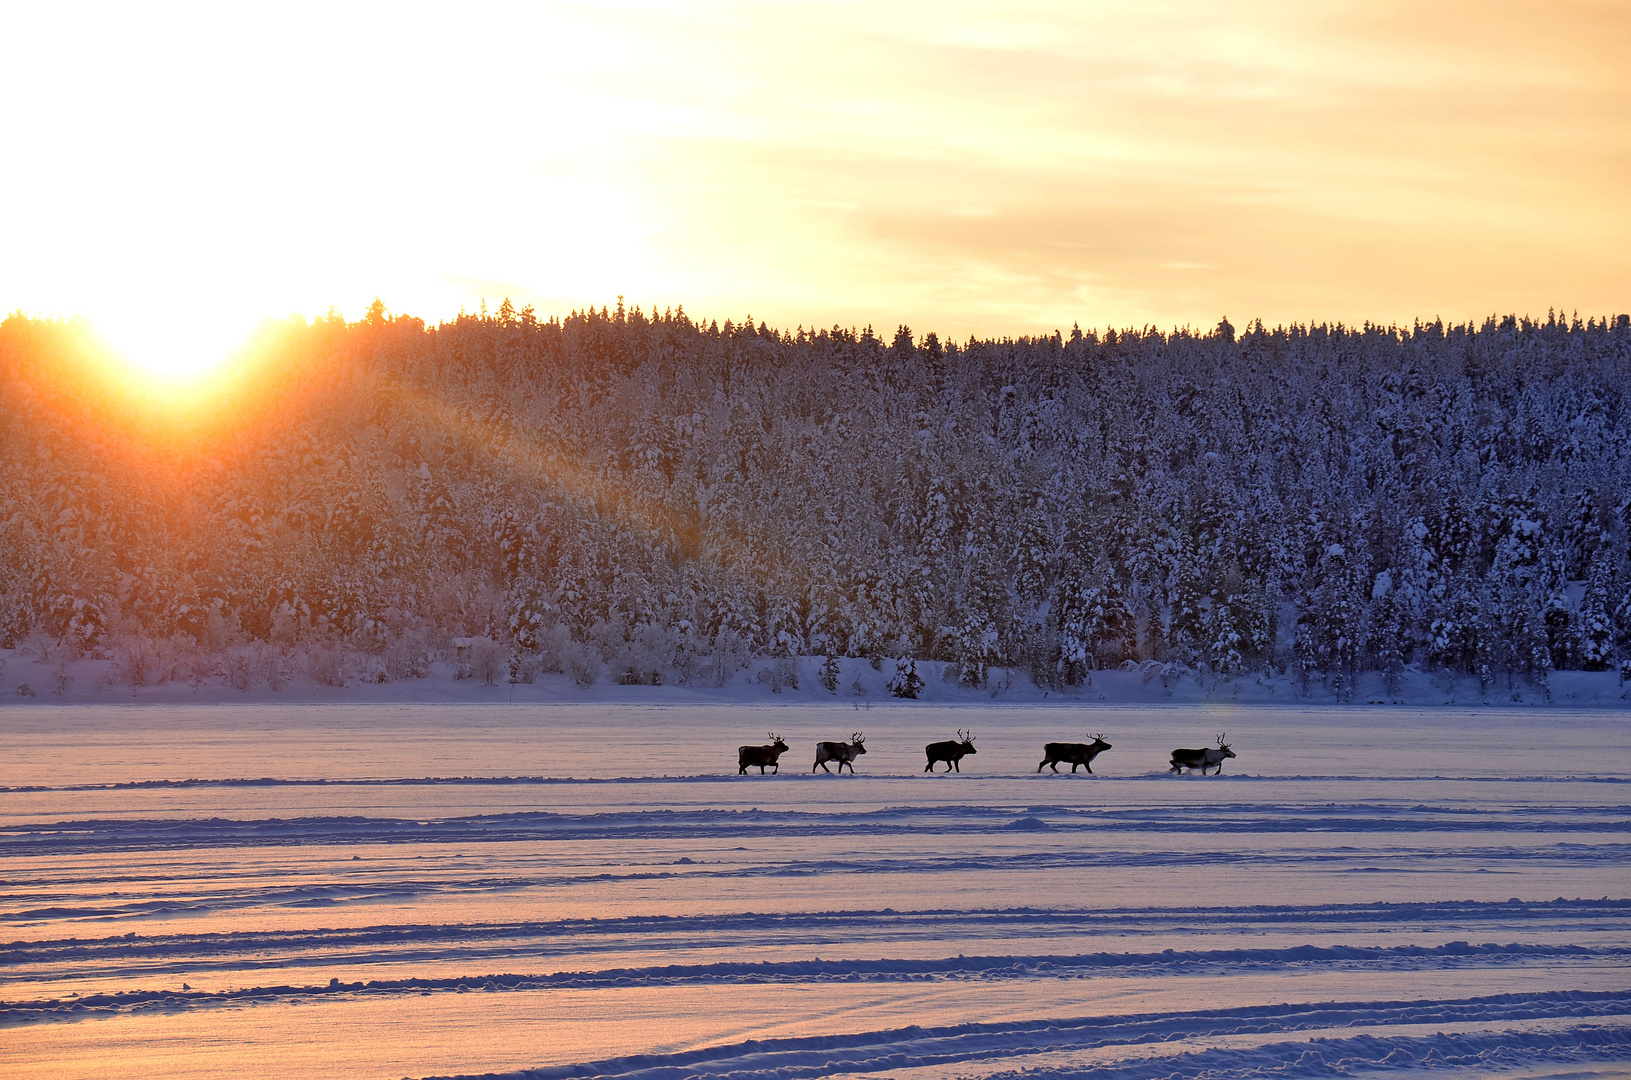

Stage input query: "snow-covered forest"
[{"left": 3, "top": 303, "right": 1630, "bottom": 698}]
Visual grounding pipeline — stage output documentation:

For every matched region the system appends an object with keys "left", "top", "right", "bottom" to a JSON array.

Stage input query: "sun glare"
[
  {"left": 79, "top": 308, "right": 267, "bottom": 410},
  {"left": 92, "top": 316, "right": 249, "bottom": 384}
]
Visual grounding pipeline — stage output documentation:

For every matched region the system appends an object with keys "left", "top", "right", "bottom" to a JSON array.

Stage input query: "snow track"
[
  {"left": 455, "top": 1017, "right": 1631, "bottom": 1080},
  {"left": 3, "top": 703, "right": 1628, "bottom": 1079},
  {"left": 417, "top": 993, "right": 1631, "bottom": 1080},
  {"left": 10, "top": 799, "right": 1631, "bottom": 854},
  {"left": 7, "top": 942, "right": 1630, "bottom": 1023}
]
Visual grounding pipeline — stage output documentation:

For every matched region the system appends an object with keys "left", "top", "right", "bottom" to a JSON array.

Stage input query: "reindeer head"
[
  {"left": 1216, "top": 732, "right": 1235, "bottom": 758},
  {"left": 767, "top": 733, "right": 788, "bottom": 752},
  {"left": 851, "top": 732, "right": 868, "bottom": 754},
  {"left": 1090, "top": 732, "right": 1112, "bottom": 751},
  {"left": 957, "top": 728, "right": 977, "bottom": 753}
]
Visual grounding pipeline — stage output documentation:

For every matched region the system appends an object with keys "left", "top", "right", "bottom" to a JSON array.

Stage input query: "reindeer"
[
  {"left": 1039, "top": 733, "right": 1112, "bottom": 773},
  {"left": 924, "top": 729, "right": 977, "bottom": 772},
  {"left": 1169, "top": 732, "right": 1235, "bottom": 775},
  {"left": 814, "top": 732, "right": 867, "bottom": 773},
  {"left": 738, "top": 733, "right": 790, "bottom": 775}
]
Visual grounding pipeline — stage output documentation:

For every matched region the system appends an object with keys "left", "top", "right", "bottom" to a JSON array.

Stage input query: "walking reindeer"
[
  {"left": 1039, "top": 733, "right": 1112, "bottom": 773},
  {"left": 1169, "top": 733, "right": 1235, "bottom": 775},
  {"left": 814, "top": 732, "right": 867, "bottom": 773},
  {"left": 924, "top": 729, "right": 977, "bottom": 772},
  {"left": 738, "top": 733, "right": 790, "bottom": 774}
]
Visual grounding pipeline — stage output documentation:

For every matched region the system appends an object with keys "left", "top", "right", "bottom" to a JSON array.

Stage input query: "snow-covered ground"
[
  {"left": 6, "top": 647, "right": 1631, "bottom": 708},
  {"left": 3, "top": 703, "right": 1628, "bottom": 1079}
]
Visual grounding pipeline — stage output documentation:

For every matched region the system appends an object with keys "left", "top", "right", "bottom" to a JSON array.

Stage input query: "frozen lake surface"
[{"left": 3, "top": 703, "right": 1629, "bottom": 1079}]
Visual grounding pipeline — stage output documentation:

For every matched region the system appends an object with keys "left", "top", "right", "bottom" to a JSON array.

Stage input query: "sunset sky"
[{"left": 4, "top": 0, "right": 1627, "bottom": 375}]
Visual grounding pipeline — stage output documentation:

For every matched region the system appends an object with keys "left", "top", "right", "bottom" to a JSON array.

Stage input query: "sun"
[{"left": 85, "top": 307, "right": 261, "bottom": 400}]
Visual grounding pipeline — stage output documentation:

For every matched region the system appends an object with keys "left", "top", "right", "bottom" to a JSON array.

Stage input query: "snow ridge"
[
  {"left": 10, "top": 946, "right": 1628, "bottom": 1026},
  {"left": 10, "top": 803, "right": 1628, "bottom": 856},
  {"left": 413, "top": 994, "right": 1631, "bottom": 1080}
]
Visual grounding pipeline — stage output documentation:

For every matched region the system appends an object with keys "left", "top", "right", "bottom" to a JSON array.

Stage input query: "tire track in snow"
[
  {"left": 6, "top": 943, "right": 1627, "bottom": 1025},
  {"left": 405, "top": 993, "right": 1631, "bottom": 1080},
  {"left": 7, "top": 802, "right": 1628, "bottom": 853},
  {"left": 11, "top": 898, "right": 1626, "bottom": 973},
  {"left": 970, "top": 1027, "right": 1631, "bottom": 1080},
  {"left": 9, "top": 846, "right": 1629, "bottom": 925},
  {"left": 12, "top": 860, "right": 1631, "bottom": 926}
]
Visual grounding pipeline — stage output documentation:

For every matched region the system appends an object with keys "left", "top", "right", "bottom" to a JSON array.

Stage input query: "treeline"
[{"left": 3, "top": 301, "right": 1630, "bottom": 697}]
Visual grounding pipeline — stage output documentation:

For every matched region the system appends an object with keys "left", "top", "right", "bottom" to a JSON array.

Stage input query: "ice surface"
[{"left": 2, "top": 703, "right": 1628, "bottom": 1079}]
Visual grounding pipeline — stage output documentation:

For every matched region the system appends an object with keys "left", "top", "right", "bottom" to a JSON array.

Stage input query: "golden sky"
[{"left": 4, "top": 1, "right": 1627, "bottom": 374}]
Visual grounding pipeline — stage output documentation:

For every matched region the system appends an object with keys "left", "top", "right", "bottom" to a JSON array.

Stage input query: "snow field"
[{"left": 2, "top": 703, "right": 1629, "bottom": 1079}]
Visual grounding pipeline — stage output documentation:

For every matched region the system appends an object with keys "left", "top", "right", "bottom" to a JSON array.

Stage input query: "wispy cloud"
[{"left": 2, "top": 0, "right": 1624, "bottom": 359}]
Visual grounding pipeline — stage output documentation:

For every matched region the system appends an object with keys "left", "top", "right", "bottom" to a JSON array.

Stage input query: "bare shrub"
[
  {"left": 227, "top": 653, "right": 254, "bottom": 691},
  {"left": 118, "top": 639, "right": 158, "bottom": 687},
  {"left": 260, "top": 646, "right": 292, "bottom": 691},
  {"left": 607, "top": 623, "right": 675, "bottom": 686},
  {"left": 533, "top": 624, "right": 574, "bottom": 675},
  {"left": 384, "top": 637, "right": 432, "bottom": 681},
  {"left": 561, "top": 640, "right": 600, "bottom": 686},
  {"left": 755, "top": 655, "right": 800, "bottom": 693},
  {"left": 673, "top": 638, "right": 707, "bottom": 686},
  {"left": 1139, "top": 659, "right": 1188, "bottom": 695},
  {"left": 306, "top": 647, "right": 345, "bottom": 688},
  {"left": 178, "top": 652, "right": 217, "bottom": 690},
  {"left": 708, "top": 630, "right": 750, "bottom": 687},
  {"left": 470, "top": 639, "right": 506, "bottom": 686}
]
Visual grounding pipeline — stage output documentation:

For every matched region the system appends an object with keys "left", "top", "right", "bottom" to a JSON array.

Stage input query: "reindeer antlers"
[
  {"left": 1216, "top": 731, "right": 1229, "bottom": 747},
  {"left": 852, "top": 731, "right": 866, "bottom": 742},
  {"left": 957, "top": 727, "right": 974, "bottom": 742},
  {"left": 767, "top": 731, "right": 783, "bottom": 741}
]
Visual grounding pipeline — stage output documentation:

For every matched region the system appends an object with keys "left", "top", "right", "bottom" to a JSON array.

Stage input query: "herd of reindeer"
[{"left": 737, "top": 730, "right": 1238, "bottom": 776}]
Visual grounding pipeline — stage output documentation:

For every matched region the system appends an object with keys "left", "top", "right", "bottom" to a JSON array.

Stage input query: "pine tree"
[
  {"left": 887, "top": 658, "right": 924, "bottom": 699},
  {"left": 818, "top": 653, "right": 842, "bottom": 693},
  {"left": 1365, "top": 580, "right": 1406, "bottom": 700},
  {"left": 1578, "top": 556, "right": 1614, "bottom": 670},
  {"left": 1300, "top": 542, "right": 1360, "bottom": 700}
]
